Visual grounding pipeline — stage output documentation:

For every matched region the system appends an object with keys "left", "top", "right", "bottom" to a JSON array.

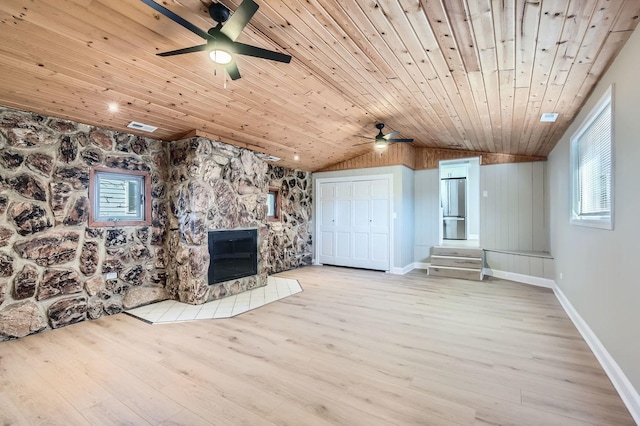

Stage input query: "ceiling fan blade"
[
  {"left": 352, "top": 141, "right": 373, "bottom": 146},
  {"left": 226, "top": 60, "right": 241, "bottom": 80},
  {"left": 140, "top": 0, "right": 212, "bottom": 40},
  {"left": 383, "top": 130, "right": 399, "bottom": 140},
  {"left": 157, "top": 44, "right": 208, "bottom": 57},
  {"left": 220, "top": 0, "right": 259, "bottom": 42},
  {"left": 388, "top": 138, "right": 414, "bottom": 143},
  {"left": 233, "top": 42, "right": 292, "bottom": 63}
]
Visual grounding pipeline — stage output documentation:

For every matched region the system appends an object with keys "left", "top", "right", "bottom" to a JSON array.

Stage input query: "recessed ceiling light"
[
  {"left": 107, "top": 102, "right": 119, "bottom": 113},
  {"left": 293, "top": 154, "right": 300, "bottom": 161},
  {"left": 540, "top": 113, "right": 559, "bottom": 122}
]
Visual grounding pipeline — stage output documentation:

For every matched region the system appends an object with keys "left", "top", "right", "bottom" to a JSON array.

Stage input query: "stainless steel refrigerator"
[{"left": 441, "top": 177, "right": 467, "bottom": 240}]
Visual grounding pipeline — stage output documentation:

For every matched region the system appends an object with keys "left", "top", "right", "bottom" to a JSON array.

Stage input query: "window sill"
[{"left": 570, "top": 217, "right": 613, "bottom": 230}]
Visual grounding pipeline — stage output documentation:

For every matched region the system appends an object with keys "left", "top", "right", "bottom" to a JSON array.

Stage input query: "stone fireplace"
[{"left": 164, "top": 136, "right": 271, "bottom": 305}]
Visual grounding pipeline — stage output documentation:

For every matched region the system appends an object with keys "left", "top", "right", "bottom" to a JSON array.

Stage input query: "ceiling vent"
[
  {"left": 264, "top": 156, "right": 281, "bottom": 162},
  {"left": 540, "top": 113, "right": 559, "bottom": 123},
  {"left": 127, "top": 121, "right": 158, "bottom": 132}
]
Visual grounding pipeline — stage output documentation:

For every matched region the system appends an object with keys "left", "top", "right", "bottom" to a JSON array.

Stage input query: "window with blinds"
[
  {"left": 88, "top": 167, "right": 152, "bottom": 227},
  {"left": 570, "top": 86, "right": 614, "bottom": 229}
]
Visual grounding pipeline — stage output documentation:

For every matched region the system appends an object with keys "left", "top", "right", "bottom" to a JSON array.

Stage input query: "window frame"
[
  {"left": 88, "top": 166, "right": 152, "bottom": 227},
  {"left": 570, "top": 85, "right": 614, "bottom": 230},
  {"left": 267, "top": 187, "right": 281, "bottom": 222}
]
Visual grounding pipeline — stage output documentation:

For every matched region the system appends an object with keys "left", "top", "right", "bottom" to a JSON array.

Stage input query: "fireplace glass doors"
[{"left": 207, "top": 229, "right": 258, "bottom": 284}]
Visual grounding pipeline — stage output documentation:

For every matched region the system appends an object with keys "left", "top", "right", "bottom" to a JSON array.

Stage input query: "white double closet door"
[{"left": 318, "top": 179, "right": 390, "bottom": 271}]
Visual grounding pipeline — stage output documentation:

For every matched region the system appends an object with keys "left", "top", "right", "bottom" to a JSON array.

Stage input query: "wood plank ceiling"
[{"left": 0, "top": 0, "right": 638, "bottom": 171}]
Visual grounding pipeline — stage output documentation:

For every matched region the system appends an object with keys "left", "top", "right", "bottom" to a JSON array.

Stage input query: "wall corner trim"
[
  {"left": 390, "top": 263, "right": 416, "bottom": 275},
  {"left": 483, "top": 269, "right": 555, "bottom": 289},
  {"left": 553, "top": 285, "right": 640, "bottom": 424},
  {"left": 413, "top": 262, "right": 430, "bottom": 270}
]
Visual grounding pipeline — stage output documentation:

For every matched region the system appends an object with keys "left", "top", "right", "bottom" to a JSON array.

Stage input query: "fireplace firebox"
[{"left": 207, "top": 229, "right": 258, "bottom": 284}]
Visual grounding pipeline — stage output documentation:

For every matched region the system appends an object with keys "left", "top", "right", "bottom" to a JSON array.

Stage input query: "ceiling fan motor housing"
[{"left": 209, "top": 3, "right": 230, "bottom": 24}]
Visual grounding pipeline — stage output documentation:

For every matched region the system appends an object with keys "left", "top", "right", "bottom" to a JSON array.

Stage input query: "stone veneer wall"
[
  {"left": 0, "top": 107, "right": 313, "bottom": 340},
  {"left": 265, "top": 166, "right": 312, "bottom": 274},
  {"left": 0, "top": 107, "right": 169, "bottom": 341}
]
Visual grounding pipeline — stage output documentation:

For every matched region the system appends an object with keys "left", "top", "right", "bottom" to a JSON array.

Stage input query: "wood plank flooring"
[{"left": 0, "top": 266, "right": 634, "bottom": 425}]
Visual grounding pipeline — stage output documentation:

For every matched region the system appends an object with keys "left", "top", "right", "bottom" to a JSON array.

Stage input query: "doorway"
[{"left": 438, "top": 158, "right": 480, "bottom": 247}]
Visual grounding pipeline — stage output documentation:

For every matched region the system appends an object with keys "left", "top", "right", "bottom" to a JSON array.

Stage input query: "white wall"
[
  {"left": 313, "top": 165, "right": 414, "bottom": 270},
  {"left": 548, "top": 26, "right": 640, "bottom": 399},
  {"left": 414, "top": 169, "right": 440, "bottom": 263},
  {"left": 401, "top": 166, "right": 415, "bottom": 267},
  {"left": 467, "top": 159, "right": 480, "bottom": 238},
  {"left": 480, "top": 162, "right": 548, "bottom": 252}
]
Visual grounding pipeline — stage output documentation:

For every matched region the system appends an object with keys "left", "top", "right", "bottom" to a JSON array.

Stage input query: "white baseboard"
[
  {"left": 554, "top": 286, "right": 640, "bottom": 424},
  {"left": 390, "top": 263, "right": 416, "bottom": 275},
  {"left": 483, "top": 268, "right": 555, "bottom": 289},
  {"left": 390, "top": 262, "right": 432, "bottom": 274}
]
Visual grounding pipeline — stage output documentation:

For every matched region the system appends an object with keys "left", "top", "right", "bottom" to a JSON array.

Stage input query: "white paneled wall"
[
  {"left": 414, "top": 169, "right": 440, "bottom": 264},
  {"left": 480, "top": 162, "right": 548, "bottom": 252},
  {"left": 484, "top": 251, "right": 555, "bottom": 280}
]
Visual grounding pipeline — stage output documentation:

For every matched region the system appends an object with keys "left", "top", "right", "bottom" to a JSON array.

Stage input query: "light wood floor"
[{"left": 0, "top": 266, "right": 634, "bottom": 425}]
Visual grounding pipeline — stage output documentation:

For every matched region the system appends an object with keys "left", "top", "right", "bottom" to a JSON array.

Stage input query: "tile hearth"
[{"left": 125, "top": 277, "right": 302, "bottom": 324}]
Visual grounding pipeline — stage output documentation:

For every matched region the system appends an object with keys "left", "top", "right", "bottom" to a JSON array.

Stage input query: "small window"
[
  {"left": 570, "top": 85, "right": 614, "bottom": 229},
  {"left": 267, "top": 187, "right": 281, "bottom": 221},
  {"left": 89, "top": 167, "right": 151, "bottom": 227}
]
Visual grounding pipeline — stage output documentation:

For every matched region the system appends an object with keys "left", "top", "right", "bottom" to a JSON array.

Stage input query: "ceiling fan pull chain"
[{"left": 224, "top": 71, "right": 227, "bottom": 89}]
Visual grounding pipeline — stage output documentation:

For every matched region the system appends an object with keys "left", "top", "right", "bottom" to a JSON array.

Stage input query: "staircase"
[{"left": 428, "top": 246, "right": 484, "bottom": 281}]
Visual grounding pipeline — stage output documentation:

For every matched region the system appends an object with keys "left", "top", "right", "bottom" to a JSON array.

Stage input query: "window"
[
  {"left": 267, "top": 187, "right": 281, "bottom": 221},
  {"left": 570, "top": 85, "right": 614, "bottom": 229},
  {"left": 89, "top": 167, "right": 151, "bottom": 227}
]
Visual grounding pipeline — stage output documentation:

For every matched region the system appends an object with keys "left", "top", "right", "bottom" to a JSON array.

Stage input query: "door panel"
[
  {"left": 320, "top": 231, "right": 334, "bottom": 257},
  {"left": 370, "top": 198, "right": 389, "bottom": 233},
  {"left": 353, "top": 199, "right": 370, "bottom": 231},
  {"left": 352, "top": 180, "right": 370, "bottom": 199},
  {"left": 370, "top": 180, "right": 389, "bottom": 199},
  {"left": 320, "top": 199, "right": 335, "bottom": 227},
  {"left": 353, "top": 232, "right": 370, "bottom": 260},
  {"left": 335, "top": 199, "right": 351, "bottom": 228},
  {"left": 320, "top": 182, "right": 335, "bottom": 200},
  {"left": 371, "top": 233, "right": 389, "bottom": 262},
  {"left": 317, "top": 178, "right": 390, "bottom": 271},
  {"left": 335, "top": 181, "right": 352, "bottom": 199},
  {"left": 335, "top": 232, "right": 351, "bottom": 260}
]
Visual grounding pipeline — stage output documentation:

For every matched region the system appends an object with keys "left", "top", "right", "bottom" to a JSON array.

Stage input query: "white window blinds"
[{"left": 576, "top": 104, "right": 611, "bottom": 216}]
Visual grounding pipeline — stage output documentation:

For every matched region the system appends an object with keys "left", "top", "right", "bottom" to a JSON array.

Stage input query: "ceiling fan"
[
  {"left": 354, "top": 123, "right": 414, "bottom": 149},
  {"left": 141, "top": 0, "right": 291, "bottom": 80}
]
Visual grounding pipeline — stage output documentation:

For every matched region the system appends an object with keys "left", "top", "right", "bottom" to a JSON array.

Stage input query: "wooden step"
[
  {"left": 428, "top": 265, "right": 483, "bottom": 281},
  {"left": 432, "top": 246, "right": 484, "bottom": 258},
  {"left": 430, "top": 255, "right": 482, "bottom": 268}
]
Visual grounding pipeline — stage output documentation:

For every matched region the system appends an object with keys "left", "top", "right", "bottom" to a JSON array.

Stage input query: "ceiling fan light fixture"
[
  {"left": 209, "top": 49, "right": 232, "bottom": 64},
  {"left": 374, "top": 139, "right": 388, "bottom": 149}
]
